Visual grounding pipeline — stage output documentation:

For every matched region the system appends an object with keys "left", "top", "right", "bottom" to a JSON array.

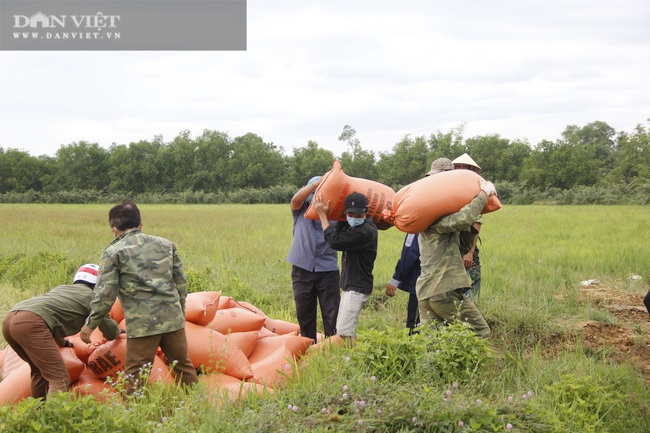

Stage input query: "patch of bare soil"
[{"left": 576, "top": 283, "right": 650, "bottom": 384}]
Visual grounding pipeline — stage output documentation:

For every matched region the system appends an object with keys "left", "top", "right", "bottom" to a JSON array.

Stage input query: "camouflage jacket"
[
  {"left": 85, "top": 229, "right": 188, "bottom": 338},
  {"left": 12, "top": 283, "right": 120, "bottom": 341},
  {"left": 416, "top": 193, "right": 487, "bottom": 301}
]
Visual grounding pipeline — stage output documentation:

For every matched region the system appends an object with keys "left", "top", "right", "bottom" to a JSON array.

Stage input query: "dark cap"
[{"left": 343, "top": 192, "right": 369, "bottom": 214}]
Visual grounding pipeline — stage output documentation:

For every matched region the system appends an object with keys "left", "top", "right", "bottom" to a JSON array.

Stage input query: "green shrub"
[
  {"left": 416, "top": 320, "right": 493, "bottom": 383},
  {"left": 0, "top": 393, "right": 141, "bottom": 433},
  {"left": 185, "top": 266, "right": 216, "bottom": 293},
  {"left": 350, "top": 319, "right": 493, "bottom": 385},
  {"left": 536, "top": 374, "right": 624, "bottom": 433},
  {"left": 351, "top": 326, "right": 426, "bottom": 382}
]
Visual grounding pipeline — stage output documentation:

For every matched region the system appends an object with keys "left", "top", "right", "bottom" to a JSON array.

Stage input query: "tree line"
[{"left": 1, "top": 120, "right": 649, "bottom": 205}]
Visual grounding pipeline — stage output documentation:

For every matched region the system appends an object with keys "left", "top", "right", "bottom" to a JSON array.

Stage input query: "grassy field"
[{"left": 0, "top": 203, "right": 649, "bottom": 432}]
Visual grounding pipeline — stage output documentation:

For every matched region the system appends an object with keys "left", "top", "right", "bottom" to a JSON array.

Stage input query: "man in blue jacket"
[{"left": 385, "top": 233, "right": 421, "bottom": 334}]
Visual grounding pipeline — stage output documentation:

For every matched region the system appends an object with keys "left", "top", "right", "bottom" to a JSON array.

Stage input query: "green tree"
[
  {"left": 48, "top": 141, "right": 110, "bottom": 192},
  {"left": 561, "top": 121, "right": 616, "bottom": 186},
  {"left": 286, "top": 140, "right": 336, "bottom": 187},
  {"left": 108, "top": 138, "right": 164, "bottom": 194},
  {"left": 375, "top": 135, "right": 430, "bottom": 188},
  {"left": 192, "top": 130, "right": 233, "bottom": 192},
  {"left": 337, "top": 125, "right": 378, "bottom": 180},
  {"left": 520, "top": 122, "right": 618, "bottom": 189},
  {"left": 605, "top": 122, "right": 650, "bottom": 184},
  {"left": 0, "top": 148, "right": 49, "bottom": 193},
  {"left": 426, "top": 124, "right": 466, "bottom": 160},
  {"left": 156, "top": 131, "right": 199, "bottom": 192},
  {"left": 520, "top": 139, "right": 575, "bottom": 189},
  {"left": 464, "top": 135, "right": 531, "bottom": 182},
  {"left": 227, "top": 133, "right": 286, "bottom": 189}
]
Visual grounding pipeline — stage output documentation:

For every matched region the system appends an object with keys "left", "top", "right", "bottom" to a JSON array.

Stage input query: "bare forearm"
[{"left": 318, "top": 213, "right": 331, "bottom": 230}]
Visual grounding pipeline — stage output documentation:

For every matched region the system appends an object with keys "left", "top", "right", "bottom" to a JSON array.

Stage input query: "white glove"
[{"left": 480, "top": 180, "right": 497, "bottom": 196}]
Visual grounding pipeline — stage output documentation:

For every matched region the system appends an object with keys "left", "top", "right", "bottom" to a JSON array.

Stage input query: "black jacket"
[{"left": 324, "top": 217, "right": 378, "bottom": 294}]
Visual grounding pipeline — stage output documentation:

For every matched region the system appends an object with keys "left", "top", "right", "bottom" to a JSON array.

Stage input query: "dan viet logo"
[
  {"left": 12, "top": 11, "right": 121, "bottom": 40},
  {"left": 2, "top": 1, "right": 246, "bottom": 50}
]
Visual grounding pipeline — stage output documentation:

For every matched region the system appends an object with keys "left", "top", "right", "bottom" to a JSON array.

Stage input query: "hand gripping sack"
[
  {"left": 87, "top": 334, "right": 127, "bottom": 379},
  {"left": 304, "top": 160, "right": 396, "bottom": 230},
  {"left": 385, "top": 169, "right": 502, "bottom": 234}
]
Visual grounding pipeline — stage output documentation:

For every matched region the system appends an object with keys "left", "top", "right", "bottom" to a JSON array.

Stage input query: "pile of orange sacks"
[{"left": 0, "top": 291, "right": 319, "bottom": 405}]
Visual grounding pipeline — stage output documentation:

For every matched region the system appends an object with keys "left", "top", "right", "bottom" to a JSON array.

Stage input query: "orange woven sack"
[
  {"left": 0, "top": 347, "right": 85, "bottom": 405},
  {"left": 109, "top": 298, "right": 125, "bottom": 323},
  {"left": 0, "top": 362, "right": 30, "bottom": 405},
  {"left": 249, "top": 343, "right": 295, "bottom": 388},
  {"left": 223, "top": 331, "right": 260, "bottom": 358},
  {"left": 68, "top": 334, "right": 100, "bottom": 364},
  {"left": 257, "top": 327, "right": 279, "bottom": 339},
  {"left": 209, "top": 307, "right": 266, "bottom": 334},
  {"left": 235, "top": 300, "right": 266, "bottom": 317},
  {"left": 306, "top": 334, "right": 345, "bottom": 355},
  {"left": 248, "top": 334, "right": 314, "bottom": 364},
  {"left": 87, "top": 334, "right": 127, "bottom": 379},
  {"left": 185, "top": 291, "right": 221, "bottom": 326},
  {"left": 0, "top": 346, "right": 26, "bottom": 380},
  {"left": 185, "top": 321, "right": 253, "bottom": 380},
  {"left": 200, "top": 373, "right": 273, "bottom": 402},
  {"left": 145, "top": 355, "right": 174, "bottom": 384},
  {"left": 63, "top": 346, "right": 90, "bottom": 382},
  {"left": 304, "top": 160, "right": 395, "bottom": 230},
  {"left": 217, "top": 296, "right": 239, "bottom": 310},
  {"left": 386, "top": 169, "right": 502, "bottom": 234},
  {"left": 71, "top": 368, "right": 119, "bottom": 402},
  {"left": 262, "top": 318, "right": 300, "bottom": 336}
]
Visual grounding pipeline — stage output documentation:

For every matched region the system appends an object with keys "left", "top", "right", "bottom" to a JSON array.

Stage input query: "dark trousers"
[
  {"left": 406, "top": 293, "right": 420, "bottom": 332},
  {"left": 124, "top": 328, "right": 198, "bottom": 395},
  {"left": 644, "top": 289, "right": 650, "bottom": 316},
  {"left": 291, "top": 266, "right": 340, "bottom": 342},
  {"left": 2, "top": 310, "right": 70, "bottom": 399}
]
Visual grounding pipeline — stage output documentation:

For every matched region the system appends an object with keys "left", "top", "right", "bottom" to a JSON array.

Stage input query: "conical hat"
[{"left": 452, "top": 153, "right": 481, "bottom": 172}]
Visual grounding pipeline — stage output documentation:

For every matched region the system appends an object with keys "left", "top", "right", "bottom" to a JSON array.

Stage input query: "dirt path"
[{"left": 575, "top": 283, "right": 650, "bottom": 384}]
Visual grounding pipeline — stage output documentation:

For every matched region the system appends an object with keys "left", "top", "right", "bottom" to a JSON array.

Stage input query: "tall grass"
[{"left": 1, "top": 204, "right": 649, "bottom": 432}]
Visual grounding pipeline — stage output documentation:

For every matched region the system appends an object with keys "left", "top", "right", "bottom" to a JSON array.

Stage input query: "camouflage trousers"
[{"left": 418, "top": 288, "right": 490, "bottom": 338}]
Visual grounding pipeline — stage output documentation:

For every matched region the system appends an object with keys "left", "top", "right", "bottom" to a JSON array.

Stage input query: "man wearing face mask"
[
  {"left": 286, "top": 176, "right": 340, "bottom": 344},
  {"left": 312, "top": 192, "right": 378, "bottom": 342}
]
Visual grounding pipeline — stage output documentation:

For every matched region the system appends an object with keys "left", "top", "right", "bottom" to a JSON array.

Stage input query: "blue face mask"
[{"left": 347, "top": 216, "right": 365, "bottom": 227}]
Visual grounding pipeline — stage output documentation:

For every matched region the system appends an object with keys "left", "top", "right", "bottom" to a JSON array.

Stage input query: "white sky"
[{"left": 1, "top": 0, "right": 649, "bottom": 157}]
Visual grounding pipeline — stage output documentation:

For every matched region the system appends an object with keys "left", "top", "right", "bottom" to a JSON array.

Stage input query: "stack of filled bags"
[{"left": 0, "top": 291, "right": 314, "bottom": 404}]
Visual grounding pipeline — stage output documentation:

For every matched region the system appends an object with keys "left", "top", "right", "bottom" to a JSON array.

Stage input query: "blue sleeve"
[{"left": 392, "top": 234, "right": 420, "bottom": 283}]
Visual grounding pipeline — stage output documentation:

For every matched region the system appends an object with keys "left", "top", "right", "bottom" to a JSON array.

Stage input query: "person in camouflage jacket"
[
  {"left": 416, "top": 180, "right": 497, "bottom": 339},
  {"left": 80, "top": 200, "right": 198, "bottom": 395}
]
